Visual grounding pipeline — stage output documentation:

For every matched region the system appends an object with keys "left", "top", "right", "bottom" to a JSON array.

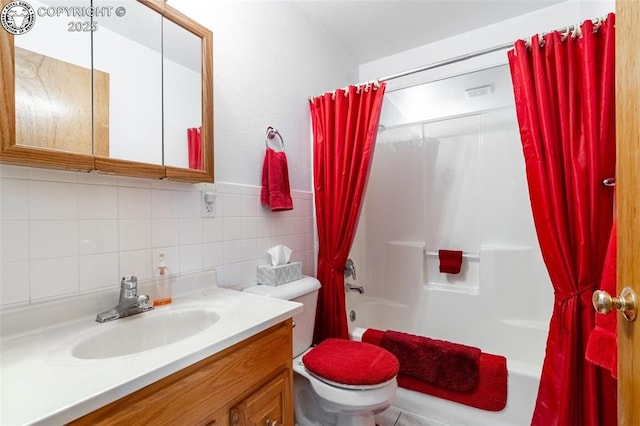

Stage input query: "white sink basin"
[{"left": 72, "top": 307, "right": 220, "bottom": 359}]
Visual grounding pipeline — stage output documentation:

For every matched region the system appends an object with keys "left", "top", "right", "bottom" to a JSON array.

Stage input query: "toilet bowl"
[
  {"left": 293, "top": 349, "right": 398, "bottom": 426},
  {"left": 243, "top": 277, "right": 398, "bottom": 426}
]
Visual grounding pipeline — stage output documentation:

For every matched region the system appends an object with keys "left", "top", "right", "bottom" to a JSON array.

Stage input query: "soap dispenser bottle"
[{"left": 154, "top": 252, "right": 172, "bottom": 306}]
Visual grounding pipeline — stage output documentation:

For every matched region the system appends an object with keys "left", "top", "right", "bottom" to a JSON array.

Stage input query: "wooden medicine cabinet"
[{"left": 0, "top": 0, "right": 213, "bottom": 183}]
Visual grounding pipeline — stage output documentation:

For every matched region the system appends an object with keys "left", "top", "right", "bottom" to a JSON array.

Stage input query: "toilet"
[{"left": 243, "top": 276, "right": 398, "bottom": 426}]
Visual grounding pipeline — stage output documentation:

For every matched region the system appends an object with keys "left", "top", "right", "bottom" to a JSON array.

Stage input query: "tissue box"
[{"left": 257, "top": 262, "right": 303, "bottom": 286}]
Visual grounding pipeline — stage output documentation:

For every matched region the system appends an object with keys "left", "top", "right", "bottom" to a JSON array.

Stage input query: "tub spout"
[{"left": 346, "top": 283, "right": 364, "bottom": 294}]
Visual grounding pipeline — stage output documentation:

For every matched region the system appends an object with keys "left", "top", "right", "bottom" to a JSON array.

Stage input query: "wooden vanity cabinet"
[{"left": 69, "top": 320, "right": 294, "bottom": 426}]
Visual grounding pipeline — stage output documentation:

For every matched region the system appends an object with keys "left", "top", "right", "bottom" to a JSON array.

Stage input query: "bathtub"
[{"left": 347, "top": 295, "right": 545, "bottom": 426}]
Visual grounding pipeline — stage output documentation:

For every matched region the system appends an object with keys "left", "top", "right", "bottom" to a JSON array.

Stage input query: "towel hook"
[{"left": 265, "top": 127, "right": 285, "bottom": 152}]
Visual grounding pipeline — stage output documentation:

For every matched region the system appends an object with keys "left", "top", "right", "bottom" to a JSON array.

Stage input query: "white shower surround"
[{"left": 347, "top": 83, "right": 551, "bottom": 424}]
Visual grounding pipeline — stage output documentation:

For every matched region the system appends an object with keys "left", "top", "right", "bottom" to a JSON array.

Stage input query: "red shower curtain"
[
  {"left": 508, "top": 14, "right": 617, "bottom": 426},
  {"left": 309, "top": 83, "right": 386, "bottom": 343}
]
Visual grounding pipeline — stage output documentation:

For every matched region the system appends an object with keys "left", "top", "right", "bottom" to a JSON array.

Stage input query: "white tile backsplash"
[
  {"left": 1, "top": 221, "right": 28, "bottom": 262},
  {"left": 79, "top": 219, "right": 118, "bottom": 255},
  {"left": 203, "top": 242, "right": 224, "bottom": 269},
  {"left": 223, "top": 240, "right": 244, "bottom": 264},
  {"left": 202, "top": 218, "right": 224, "bottom": 242},
  {"left": 179, "top": 190, "right": 201, "bottom": 218},
  {"left": 0, "top": 166, "right": 315, "bottom": 308},
  {"left": 119, "top": 249, "right": 153, "bottom": 280},
  {"left": 219, "top": 262, "right": 242, "bottom": 288},
  {"left": 272, "top": 216, "right": 288, "bottom": 236},
  {"left": 223, "top": 193, "right": 243, "bottom": 217},
  {"left": 29, "top": 168, "right": 79, "bottom": 183},
  {"left": 119, "top": 219, "right": 152, "bottom": 251},
  {"left": 79, "top": 253, "right": 120, "bottom": 291},
  {"left": 179, "top": 244, "right": 204, "bottom": 273},
  {"left": 223, "top": 217, "right": 242, "bottom": 241},
  {"left": 151, "top": 218, "right": 181, "bottom": 248},
  {"left": 118, "top": 187, "right": 152, "bottom": 218},
  {"left": 0, "top": 261, "right": 29, "bottom": 305},
  {"left": 1, "top": 179, "right": 29, "bottom": 220},
  {"left": 30, "top": 256, "right": 79, "bottom": 300},
  {"left": 151, "top": 189, "right": 182, "bottom": 218},
  {"left": 78, "top": 184, "right": 118, "bottom": 219},
  {"left": 30, "top": 220, "right": 78, "bottom": 259},
  {"left": 30, "top": 181, "right": 78, "bottom": 220},
  {"left": 152, "top": 246, "right": 180, "bottom": 275},
  {"left": 241, "top": 216, "right": 257, "bottom": 239},
  {"left": 0, "top": 164, "right": 29, "bottom": 179},
  {"left": 241, "top": 195, "right": 258, "bottom": 217},
  {"left": 179, "top": 218, "right": 204, "bottom": 245}
]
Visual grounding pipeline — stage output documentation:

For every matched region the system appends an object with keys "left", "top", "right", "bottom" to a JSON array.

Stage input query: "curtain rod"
[
  {"left": 378, "top": 42, "right": 513, "bottom": 83},
  {"left": 373, "top": 16, "right": 606, "bottom": 84},
  {"left": 309, "top": 15, "right": 607, "bottom": 99}
]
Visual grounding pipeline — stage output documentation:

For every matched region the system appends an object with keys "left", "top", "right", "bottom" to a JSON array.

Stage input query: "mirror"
[
  {"left": 163, "top": 17, "right": 202, "bottom": 170},
  {"left": 12, "top": 0, "right": 93, "bottom": 155},
  {"left": 0, "top": 0, "right": 214, "bottom": 182},
  {"left": 93, "top": 0, "right": 163, "bottom": 165}
]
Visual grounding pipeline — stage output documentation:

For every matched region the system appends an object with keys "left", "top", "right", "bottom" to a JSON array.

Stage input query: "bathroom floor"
[{"left": 375, "top": 406, "right": 448, "bottom": 426}]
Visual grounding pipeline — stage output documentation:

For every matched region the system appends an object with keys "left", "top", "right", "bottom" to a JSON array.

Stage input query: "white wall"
[{"left": 0, "top": 1, "right": 357, "bottom": 309}]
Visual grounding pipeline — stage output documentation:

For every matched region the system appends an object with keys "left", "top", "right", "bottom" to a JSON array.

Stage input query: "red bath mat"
[{"left": 362, "top": 328, "right": 507, "bottom": 411}]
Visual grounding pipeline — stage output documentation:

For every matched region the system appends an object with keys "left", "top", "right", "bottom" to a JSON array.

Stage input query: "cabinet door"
[{"left": 230, "top": 371, "right": 289, "bottom": 426}]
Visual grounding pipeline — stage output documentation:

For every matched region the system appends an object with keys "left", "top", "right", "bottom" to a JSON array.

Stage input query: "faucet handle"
[
  {"left": 120, "top": 275, "right": 138, "bottom": 302},
  {"left": 344, "top": 258, "right": 356, "bottom": 280}
]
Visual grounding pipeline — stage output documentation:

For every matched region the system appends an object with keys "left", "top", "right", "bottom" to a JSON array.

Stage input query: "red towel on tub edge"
[
  {"left": 362, "top": 328, "right": 508, "bottom": 412},
  {"left": 380, "top": 329, "right": 481, "bottom": 392}
]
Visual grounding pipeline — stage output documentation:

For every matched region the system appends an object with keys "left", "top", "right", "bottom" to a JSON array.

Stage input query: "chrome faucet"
[
  {"left": 345, "top": 283, "right": 364, "bottom": 294},
  {"left": 96, "top": 275, "right": 154, "bottom": 323},
  {"left": 344, "top": 258, "right": 357, "bottom": 280}
]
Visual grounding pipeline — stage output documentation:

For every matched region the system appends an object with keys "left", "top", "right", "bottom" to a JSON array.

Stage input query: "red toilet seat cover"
[{"left": 302, "top": 338, "right": 399, "bottom": 386}]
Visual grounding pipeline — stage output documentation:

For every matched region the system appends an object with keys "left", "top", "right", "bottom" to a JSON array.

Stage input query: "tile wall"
[{"left": 0, "top": 165, "right": 315, "bottom": 308}]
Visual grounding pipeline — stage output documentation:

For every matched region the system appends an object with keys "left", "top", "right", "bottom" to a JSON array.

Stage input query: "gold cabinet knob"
[{"left": 592, "top": 287, "right": 637, "bottom": 321}]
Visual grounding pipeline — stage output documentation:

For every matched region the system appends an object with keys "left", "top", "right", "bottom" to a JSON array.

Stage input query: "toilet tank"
[{"left": 243, "top": 276, "right": 321, "bottom": 357}]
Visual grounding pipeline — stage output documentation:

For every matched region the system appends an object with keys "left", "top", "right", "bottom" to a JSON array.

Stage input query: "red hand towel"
[
  {"left": 439, "top": 249, "right": 463, "bottom": 274},
  {"left": 586, "top": 222, "right": 617, "bottom": 378},
  {"left": 379, "top": 330, "right": 481, "bottom": 392},
  {"left": 261, "top": 148, "right": 293, "bottom": 211}
]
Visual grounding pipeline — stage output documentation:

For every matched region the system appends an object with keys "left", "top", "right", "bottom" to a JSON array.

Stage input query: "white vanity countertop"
[{"left": 0, "top": 287, "right": 302, "bottom": 425}]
